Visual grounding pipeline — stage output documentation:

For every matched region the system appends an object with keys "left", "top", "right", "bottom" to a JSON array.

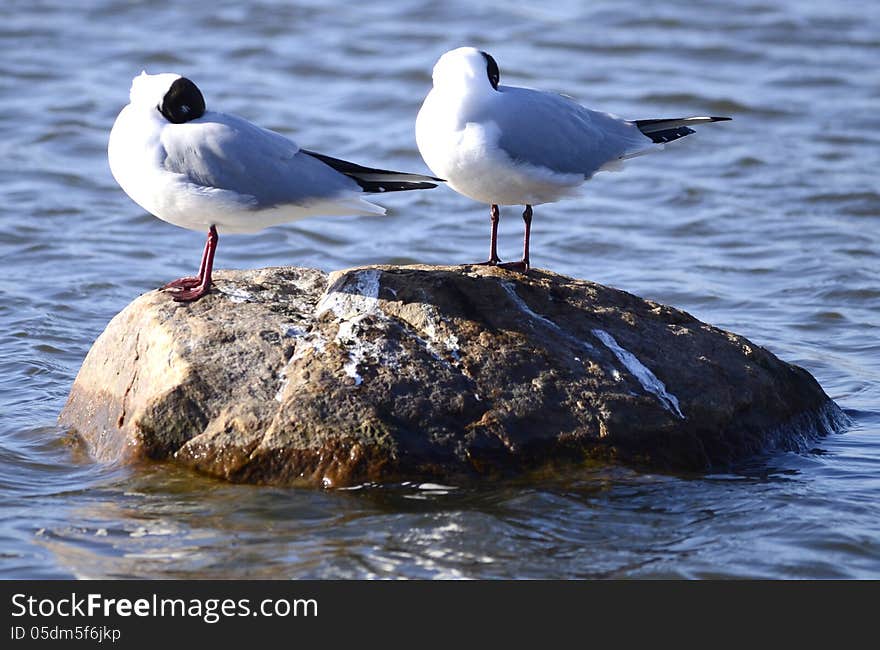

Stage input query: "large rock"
[{"left": 59, "top": 265, "right": 846, "bottom": 486}]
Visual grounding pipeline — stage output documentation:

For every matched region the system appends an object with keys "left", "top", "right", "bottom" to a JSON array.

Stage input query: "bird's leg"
[
  {"left": 162, "top": 230, "right": 211, "bottom": 290},
  {"left": 476, "top": 204, "right": 502, "bottom": 265},
  {"left": 499, "top": 205, "right": 532, "bottom": 272},
  {"left": 170, "top": 225, "right": 218, "bottom": 302}
]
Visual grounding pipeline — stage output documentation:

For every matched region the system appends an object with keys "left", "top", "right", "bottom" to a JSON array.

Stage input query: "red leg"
[
  {"left": 499, "top": 205, "right": 532, "bottom": 272},
  {"left": 162, "top": 233, "right": 211, "bottom": 290},
  {"left": 476, "top": 204, "right": 502, "bottom": 265},
  {"left": 170, "top": 225, "right": 218, "bottom": 302}
]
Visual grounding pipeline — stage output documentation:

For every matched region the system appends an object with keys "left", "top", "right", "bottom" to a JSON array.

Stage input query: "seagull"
[
  {"left": 415, "top": 47, "right": 730, "bottom": 271},
  {"left": 109, "top": 72, "right": 441, "bottom": 301}
]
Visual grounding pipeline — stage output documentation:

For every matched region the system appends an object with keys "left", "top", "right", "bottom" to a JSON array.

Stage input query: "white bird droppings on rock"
[
  {"left": 419, "top": 303, "right": 461, "bottom": 361},
  {"left": 217, "top": 285, "right": 253, "bottom": 303},
  {"left": 502, "top": 282, "right": 595, "bottom": 355},
  {"left": 316, "top": 269, "right": 381, "bottom": 319},
  {"left": 314, "top": 269, "right": 386, "bottom": 385},
  {"left": 592, "top": 328, "right": 685, "bottom": 419}
]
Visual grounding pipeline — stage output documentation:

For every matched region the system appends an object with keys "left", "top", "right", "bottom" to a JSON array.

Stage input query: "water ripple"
[{"left": 0, "top": 0, "right": 878, "bottom": 579}]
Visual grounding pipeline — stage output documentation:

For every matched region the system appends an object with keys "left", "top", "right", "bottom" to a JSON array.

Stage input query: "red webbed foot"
[
  {"left": 162, "top": 276, "right": 202, "bottom": 290},
  {"left": 170, "top": 282, "right": 213, "bottom": 302}
]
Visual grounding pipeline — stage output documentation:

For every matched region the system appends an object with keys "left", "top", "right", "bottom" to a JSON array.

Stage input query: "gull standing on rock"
[
  {"left": 415, "top": 47, "right": 730, "bottom": 270},
  {"left": 109, "top": 72, "right": 441, "bottom": 301}
]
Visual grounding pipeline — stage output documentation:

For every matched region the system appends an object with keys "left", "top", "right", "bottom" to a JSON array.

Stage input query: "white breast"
[{"left": 108, "top": 105, "right": 168, "bottom": 217}]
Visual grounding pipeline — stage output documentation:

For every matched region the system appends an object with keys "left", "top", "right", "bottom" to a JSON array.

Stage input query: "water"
[{"left": 2, "top": 0, "right": 878, "bottom": 579}]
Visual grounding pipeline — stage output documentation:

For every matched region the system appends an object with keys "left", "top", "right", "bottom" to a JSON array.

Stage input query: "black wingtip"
[
  {"left": 646, "top": 126, "right": 696, "bottom": 144},
  {"left": 634, "top": 115, "right": 731, "bottom": 143},
  {"left": 301, "top": 149, "right": 443, "bottom": 193}
]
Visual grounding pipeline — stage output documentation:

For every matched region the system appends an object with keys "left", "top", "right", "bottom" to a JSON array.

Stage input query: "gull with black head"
[
  {"left": 415, "top": 47, "right": 730, "bottom": 271},
  {"left": 109, "top": 72, "right": 440, "bottom": 301}
]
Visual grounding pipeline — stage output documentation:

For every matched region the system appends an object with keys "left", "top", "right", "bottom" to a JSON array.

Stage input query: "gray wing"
[
  {"left": 160, "top": 111, "right": 360, "bottom": 208},
  {"left": 488, "top": 86, "right": 654, "bottom": 177}
]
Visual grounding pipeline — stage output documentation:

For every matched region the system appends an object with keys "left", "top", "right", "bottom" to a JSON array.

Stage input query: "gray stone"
[{"left": 59, "top": 265, "right": 847, "bottom": 486}]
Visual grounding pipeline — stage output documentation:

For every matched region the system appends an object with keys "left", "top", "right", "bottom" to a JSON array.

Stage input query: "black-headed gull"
[
  {"left": 415, "top": 47, "right": 730, "bottom": 271},
  {"left": 109, "top": 72, "right": 440, "bottom": 301}
]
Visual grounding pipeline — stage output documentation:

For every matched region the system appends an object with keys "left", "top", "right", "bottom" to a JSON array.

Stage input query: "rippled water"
[{"left": 2, "top": 0, "right": 878, "bottom": 579}]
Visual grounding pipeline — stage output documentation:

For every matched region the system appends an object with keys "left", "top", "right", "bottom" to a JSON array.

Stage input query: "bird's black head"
[
  {"left": 159, "top": 77, "right": 205, "bottom": 124},
  {"left": 480, "top": 51, "right": 500, "bottom": 90}
]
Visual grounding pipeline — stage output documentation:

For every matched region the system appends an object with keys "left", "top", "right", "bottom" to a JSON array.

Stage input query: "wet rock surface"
[{"left": 59, "top": 265, "right": 846, "bottom": 486}]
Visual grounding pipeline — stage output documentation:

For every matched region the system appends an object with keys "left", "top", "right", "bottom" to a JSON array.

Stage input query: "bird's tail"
[
  {"left": 301, "top": 150, "right": 443, "bottom": 193},
  {"left": 634, "top": 116, "right": 731, "bottom": 144}
]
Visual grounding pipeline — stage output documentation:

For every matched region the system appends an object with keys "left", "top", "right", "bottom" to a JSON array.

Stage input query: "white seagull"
[
  {"left": 415, "top": 47, "right": 730, "bottom": 270},
  {"left": 109, "top": 72, "right": 440, "bottom": 301}
]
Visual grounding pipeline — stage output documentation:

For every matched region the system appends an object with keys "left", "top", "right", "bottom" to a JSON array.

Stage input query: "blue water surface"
[{"left": 1, "top": 0, "right": 878, "bottom": 578}]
